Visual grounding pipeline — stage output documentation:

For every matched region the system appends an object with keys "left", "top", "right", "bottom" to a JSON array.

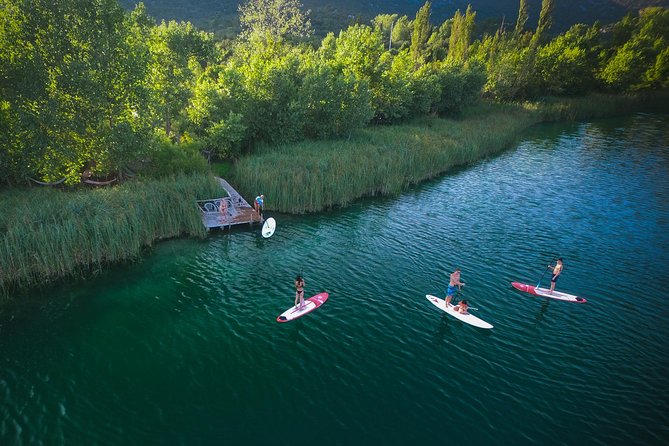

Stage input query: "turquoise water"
[{"left": 1, "top": 114, "right": 668, "bottom": 445}]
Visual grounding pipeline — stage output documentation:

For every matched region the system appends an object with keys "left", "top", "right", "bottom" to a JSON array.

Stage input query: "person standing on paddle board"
[
  {"left": 446, "top": 268, "right": 464, "bottom": 306},
  {"left": 548, "top": 258, "right": 563, "bottom": 294},
  {"left": 294, "top": 275, "right": 305, "bottom": 310}
]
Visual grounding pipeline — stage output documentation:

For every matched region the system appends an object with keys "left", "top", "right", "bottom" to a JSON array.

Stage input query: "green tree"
[
  {"left": 425, "top": 20, "right": 451, "bottom": 62},
  {"left": 515, "top": 0, "right": 529, "bottom": 35},
  {"left": 532, "top": 0, "right": 554, "bottom": 47},
  {"left": 372, "top": 14, "right": 398, "bottom": 50},
  {"left": 205, "top": 112, "right": 246, "bottom": 159},
  {"left": 0, "top": 0, "right": 157, "bottom": 183},
  {"left": 447, "top": 6, "right": 476, "bottom": 63},
  {"left": 390, "top": 16, "right": 412, "bottom": 50},
  {"left": 599, "top": 7, "right": 669, "bottom": 91},
  {"left": 301, "top": 48, "right": 373, "bottom": 138},
  {"left": 238, "top": 0, "right": 312, "bottom": 40},
  {"left": 471, "top": 33, "right": 538, "bottom": 100},
  {"left": 147, "top": 20, "right": 215, "bottom": 139},
  {"left": 332, "top": 24, "right": 409, "bottom": 123},
  {"left": 535, "top": 24, "right": 600, "bottom": 95},
  {"left": 410, "top": 2, "right": 432, "bottom": 64},
  {"left": 224, "top": 34, "right": 306, "bottom": 144}
]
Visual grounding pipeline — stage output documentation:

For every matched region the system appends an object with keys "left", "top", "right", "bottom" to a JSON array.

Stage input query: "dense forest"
[
  {"left": 117, "top": 0, "right": 666, "bottom": 38},
  {"left": 1, "top": 0, "right": 668, "bottom": 186}
]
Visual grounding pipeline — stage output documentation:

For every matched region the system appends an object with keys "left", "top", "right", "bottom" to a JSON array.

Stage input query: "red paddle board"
[
  {"left": 277, "top": 292, "right": 329, "bottom": 322},
  {"left": 512, "top": 282, "right": 587, "bottom": 303}
]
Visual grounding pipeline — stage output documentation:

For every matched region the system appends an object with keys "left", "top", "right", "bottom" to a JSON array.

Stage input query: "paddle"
[{"left": 536, "top": 256, "right": 558, "bottom": 288}]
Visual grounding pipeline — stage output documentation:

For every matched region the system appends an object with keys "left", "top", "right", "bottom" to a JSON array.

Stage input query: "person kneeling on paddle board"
[
  {"left": 548, "top": 258, "right": 563, "bottom": 294},
  {"left": 295, "top": 275, "right": 305, "bottom": 310},
  {"left": 453, "top": 300, "right": 469, "bottom": 314},
  {"left": 446, "top": 268, "right": 464, "bottom": 306}
]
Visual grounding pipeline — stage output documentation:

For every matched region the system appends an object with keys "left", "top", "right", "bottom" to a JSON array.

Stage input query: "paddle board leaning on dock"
[
  {"left": 425, "top": 295, "right": 493, "bottom": 329},
  {"left": 261, "top": 217, "right": 276, "bottom": 238},
  {"left": 277, "top": 292, "right": 329, "bottom": 322},
  {"left": 511, "top": 282, "right": 587, "bottom": 303}
]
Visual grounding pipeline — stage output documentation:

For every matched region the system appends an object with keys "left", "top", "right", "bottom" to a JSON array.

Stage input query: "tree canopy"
[{"left": 1, "top": 0, "right": 666, "bottom": 186}]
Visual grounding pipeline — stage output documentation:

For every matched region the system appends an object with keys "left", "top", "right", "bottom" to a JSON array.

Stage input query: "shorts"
[
  {"left": 447, "top": 285, "right": 457, "bottom": 296},
  {"left": 551, "top": 274, "right": 559, "bottom": 283}
]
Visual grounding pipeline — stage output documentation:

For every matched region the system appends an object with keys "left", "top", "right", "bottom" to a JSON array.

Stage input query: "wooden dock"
[{"left": 197, "top": 178, "right": 262, "bottom": 229}]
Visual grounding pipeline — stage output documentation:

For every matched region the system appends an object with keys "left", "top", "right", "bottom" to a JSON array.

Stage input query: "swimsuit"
[
  {"left": 551, "top": 274, "right": 559, "bottom": 282},
  {"left": 447, "top": 285, "right": 457, "bottom": 296}
]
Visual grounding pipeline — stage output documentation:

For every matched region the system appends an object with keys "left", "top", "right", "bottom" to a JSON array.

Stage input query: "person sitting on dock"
[
  {"left": 254, "top": 194, "right": 264, "bottom": 221},
  {"left": 218, "top": 199, "right": 228, "bottom": 223}
]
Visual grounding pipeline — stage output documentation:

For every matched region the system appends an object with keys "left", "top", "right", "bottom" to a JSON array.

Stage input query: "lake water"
[{"left": 1, "top": 114, "right": 668, "bottom": 445}]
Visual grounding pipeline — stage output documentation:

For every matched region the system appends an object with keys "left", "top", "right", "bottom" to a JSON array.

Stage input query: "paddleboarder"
[
  {"left": 294, "top": 274, "right": 305, "bottom": 310},
  {"left": 548, "top": 258, "right": 563, "bottom": 294},
  {"left": 446, "top": 268, "right": 464, "bottom": 306}
]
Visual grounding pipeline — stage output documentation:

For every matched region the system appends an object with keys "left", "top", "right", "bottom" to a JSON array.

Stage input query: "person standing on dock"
[
  {"left": 446, "top": 268, "right": 464, "bottom": 306},
  {"left": 254, "top": 194, "right": 264, "bottom": 221}
]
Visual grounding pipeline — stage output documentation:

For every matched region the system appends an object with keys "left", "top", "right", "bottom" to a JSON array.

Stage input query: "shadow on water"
[
  {"left": 286, "top": 319, "right": 304, "bottom": 343},
  {"left": 431, "top": 314, "right": 454, "bottom": 344},
  {"left": 534, "top": 298, "right": 551, "bottom": 325}
]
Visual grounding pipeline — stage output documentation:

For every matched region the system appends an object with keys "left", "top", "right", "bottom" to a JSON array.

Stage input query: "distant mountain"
[{"left": 118, "top": 0, "right": 668, "bottom": 37}]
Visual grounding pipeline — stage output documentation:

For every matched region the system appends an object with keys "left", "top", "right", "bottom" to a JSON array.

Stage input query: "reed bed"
[
  {"left": 233, "top": 102, "right": 539, "bottom": 213},
  {"left": 233, "top": 94, "right": 669, "bottom": 214},
  {"left": 0, "top": 174, "right": 223, "bottom": 290}
]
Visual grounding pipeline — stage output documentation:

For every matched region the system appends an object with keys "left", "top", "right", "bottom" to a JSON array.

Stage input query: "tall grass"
[
  {"left": 233, "top": 102, "right": 539, "bottom": 213},
  {"left": 233, "top": 93, "right": 669, "bottom": 213},
  {"left": 0, "top": 174, "right": 223, "bottom": 290}
]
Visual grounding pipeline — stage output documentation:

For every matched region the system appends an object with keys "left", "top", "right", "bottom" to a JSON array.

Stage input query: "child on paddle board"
[
  {"left": 446, "top": 268, "right": 464, "bottom": 306},
  {"left": 294, "top": 275, "right": 305, "bottom": 310},
  {"left": 548, "top": 258, "right": 563, "bottom": 294},
  {"left": 454, "top": 300, "right": 469, "bottom": 314}
]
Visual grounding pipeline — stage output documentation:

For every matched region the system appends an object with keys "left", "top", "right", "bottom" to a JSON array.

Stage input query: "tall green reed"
[
  {"left": 233, "top": 94, "right": 669, "bottom": 214},
  {"left": 233, "top": 102, "right": 539, "bottom": 213},
  {"left": 0, "top": 174, "right": 223, "bottom": 290}
]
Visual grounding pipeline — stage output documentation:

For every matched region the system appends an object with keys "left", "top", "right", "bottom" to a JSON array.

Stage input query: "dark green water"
[{"left": 2, "top": 114, "right": 668, "bottom": 445}]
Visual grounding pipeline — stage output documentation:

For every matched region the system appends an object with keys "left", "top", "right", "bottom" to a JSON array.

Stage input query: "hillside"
[{"left": 118, "top": 0, "right": 666, "bottom": 38}]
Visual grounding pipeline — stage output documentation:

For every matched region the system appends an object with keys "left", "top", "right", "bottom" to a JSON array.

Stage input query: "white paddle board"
[
  {"left": 261, "top": 217, "right": 276, "bottom": 238},
  {"left": 426, "top": 295, "right": 493, "bottom": 329},
  {"left": 277, "top": 292, "right": 328, "bottom": 323}
]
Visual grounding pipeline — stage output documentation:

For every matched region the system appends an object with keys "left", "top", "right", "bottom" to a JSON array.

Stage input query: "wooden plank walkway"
[{"left": 198, "top": 177, "right": 262, "bottom": 229}]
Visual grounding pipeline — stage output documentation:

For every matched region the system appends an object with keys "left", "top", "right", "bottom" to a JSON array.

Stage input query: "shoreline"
[
  {"left": 2, "top": 92, "right": 668, "bottom": 293},
  {"left": 231, "top": 92, "right": 669, "bottom": 213}
]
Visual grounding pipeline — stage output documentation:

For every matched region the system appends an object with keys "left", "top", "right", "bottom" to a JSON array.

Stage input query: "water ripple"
[{"left": 2, "top": 114, "right": 669, "bottom": 445}]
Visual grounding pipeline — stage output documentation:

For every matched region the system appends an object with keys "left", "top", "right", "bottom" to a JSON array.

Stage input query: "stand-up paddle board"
[
  {"left": 425, "top": 295, "right": 493, "bottom": 329},
  {"left": 277, "top": 292, "right": 328, "bottom": 322},
  {"left": 511, "top": 282, "right": 587, "bottom": 303},
  {"left": 261, "top": 217, "right": 276, "bottom": 238}
]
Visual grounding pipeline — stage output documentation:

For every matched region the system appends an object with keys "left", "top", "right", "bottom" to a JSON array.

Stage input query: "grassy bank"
[
  {"left": 0, "top": 174, "right": 223, "bottom": 291},
  {"left": 2, "top": 92, "right": 667, "bottom": 292},
  {"left": 233, "top": 92, "right": 669, "bottom": 213}
]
